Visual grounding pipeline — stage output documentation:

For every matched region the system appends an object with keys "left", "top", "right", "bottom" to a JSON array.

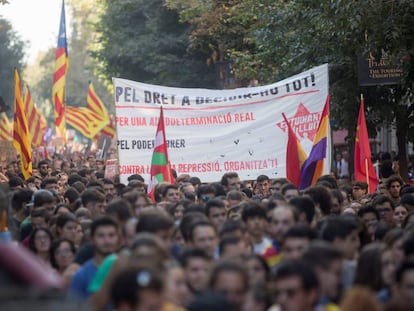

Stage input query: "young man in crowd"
[{"left": 70, "top": 216, "right": 119, "bottom": 299}]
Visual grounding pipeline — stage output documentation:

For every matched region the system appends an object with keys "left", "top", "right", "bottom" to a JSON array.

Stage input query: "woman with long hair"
[{"left": 28, "top": 227, "right": 54, "bottom": 266}]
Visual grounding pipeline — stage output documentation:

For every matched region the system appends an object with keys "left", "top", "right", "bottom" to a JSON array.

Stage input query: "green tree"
[
  {"left": 0, "top": 17, "right": 26, "bottom": 112},
  {"left": 93, "top": 0, "right": 217, "bottom": 88},
  {"left": 175, "top": 0, "right": 414, "bottom": 179}
]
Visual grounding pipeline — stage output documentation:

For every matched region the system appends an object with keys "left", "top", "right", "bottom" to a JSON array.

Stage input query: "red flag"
[
  {"left": 354, "top": 95, "right": 378, "bottom": 193},
  {"left": 147, "top": 107, "right": 174, "bottom": 201},
  {"left": 282, "top": 113, "right": 307, "bottom": 187}
]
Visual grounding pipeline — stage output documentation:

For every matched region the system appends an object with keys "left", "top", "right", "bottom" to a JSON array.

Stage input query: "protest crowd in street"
[{"left": 2, "top": 150, "right": 414, "bottom": 311}]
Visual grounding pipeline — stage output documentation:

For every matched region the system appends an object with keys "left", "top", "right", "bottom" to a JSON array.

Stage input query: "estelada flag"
[
  {"left": 354, "top": 95, "right": 378, "bottom": 193},
  {"left": 52, "top": 0, "right": 68, "bottom": 139},
  {"left": 282, "top": 113, "right": 307, "bottom": 187},
  {"left": 147, "top": 107, "right": 175, "bottom": 201},
  {"left": 13, "top": 69, "right": 32, "bottom": 179}
]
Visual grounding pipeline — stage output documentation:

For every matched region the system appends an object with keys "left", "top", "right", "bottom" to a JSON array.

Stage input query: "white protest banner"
[{"left": 114, "top": 64, "right": 329, "bottom": 184}]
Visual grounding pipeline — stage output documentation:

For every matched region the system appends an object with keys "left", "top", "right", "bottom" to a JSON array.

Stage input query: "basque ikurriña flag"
[
  {"left": 299, "top": 95, "right": 330, "bottom": 190},
  {"left": 282, "top": 113, "right": 308, "bottom": 188},
  {"left": 147, "top": 107, "right": 175, "bottom": 201},
  {"left": 354, "top": 95, "right": 378, "bottom": 193}
]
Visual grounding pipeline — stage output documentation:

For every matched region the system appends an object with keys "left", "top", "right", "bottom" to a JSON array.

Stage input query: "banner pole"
[{"left": 365, "top": 158, "right": 370, "bottom": 192}]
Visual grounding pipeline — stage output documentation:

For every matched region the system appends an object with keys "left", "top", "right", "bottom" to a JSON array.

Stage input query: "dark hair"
[
  {"left": 162, "top": 184, "right": 178, "bottom": 197},
  {"left": 273, "top": 260, "right": 319, "bottom": 291},
  {"left": 40, "top": 177, "right": 58, "bottom": 189},
  {"left": 189, "top": 176, "right": 201, "bottom": 187},
  {"left": 302, "top": 241, "right": 343, "bottom": 269},
  {"left": 289, "top": 196, "right": 315, "bottom": 224},
  {"left": 179, "top": 248, "right": 211, "bottom": 267},
  {"left": 211, "top": 183, "right": 226, "bottom": 197},
  {"left": 179, "top": 212, "right": 208, "bottom": 242},
  {"left": 320, "top": 216, "right": 358, "bottom": 242},
  {"left": 166, "top": 199, "right": 192, "bottom": 218},
  {"left": 136, "top": 209, "right": 174, "bottom": 234},
  {"left": 331, "top": 189, "right": 344, "bottom": 204},
  {"left": 102, "top": 178, "right": 114, "bottom": 186},
  {"left": 50, "top": 238, "right": 76, "bottom": 269},
  {"left": 256, "top": 175, "right": 269, "bottom": 183},
  {"left": 357, "top": 205, "right": 380, "bottom": 220},
  {"left": 28, "top": 227, "right": 53, "bottom": 254},
  {"left": 241, "top": 201, "right": 267, "bottom": 222},
  {"left": 9, "top": 176, "right": 24, "bottom": 189},
  {"left": 196, "top": 184, "right": 216, "bottom": 198},
  {"left": 33, "top": 189, "right": 55, "bottom": 208},
  {"left": 127, "top": 174, "right": 145, "bottom": 182},
  {"left": 110, "top": 266, "right": 163, "bottom": 308},
  {"left": 395, "top": 260, "right": 414, "bottom": 284},
  {"left": 11, "top": 188, "right": 33, "bottom": 211},
  {"left": 188, "top": 220, "right": 216, "bottom": 242},
  {"left": 221, "top": 172, "right": 239, "bottom": 187},
  {"left": 219, "top": 220, "right": 246, "bottom": 239},
  {"left": 38, "top": 160, "right": 49, "bottom": 169},
  {"left": 64, "top": 187, "right": 80, "bottom": 204},
  {"left": 353, "top": 181, "right": 368, "bottom": 190},
  {"left": 245, "top": 254, "right": 270, "bottom": 281},
  {"left": 226, "top": 190, "right": 244, "bottom": 201},
  {"left": 72, "top": 181, "right": 87, "bottom": 194},
  {"left": 90, "top": 216, "right": 118, "bottom": 237},
  {"left": 401, "top": 193, "right": 414, "bottom": 206},
  {"left": 56, "top": 213, "right": 78, "bottom": 232},
  {"left": 219, "top": 236, "right": 242, "bottom": 256},
  {"left": 386, "top": 175, "right": 404, "bottom": 190},
  {"left": 206, "top": 199, "right": 225, "bottom": 217},
  {"left": 68, "top": 174, "right": 84, "bottom": 186},
  {"left": 402, "top": 234, "right": 414, "bottom": 257},
  {"left": 187, "top": 290, "right": 237, "bottom": 311},
  {"left": 353, "top": 242, "right": 386, "bottom": 291},
  {"left": 372, "top": 194, "right": 395, "bottom": 209},
  {"left": 303, "top": 186, "right": 333, "bottom": 216},
  {"left": 280, "top": 183, "right": 298, "bottom": 196},
  {"left": 106, "top": 198, "right": 132, "bottom": 223},
  {"left": 81, "top": 189, "right": 105, "bottom": 206},
  {"left": 383, "top": 228, "right": 404, "bottom": 247},
  {"left": 283, "top": 224, "right": 317, "bottom": 240},
  {"left": 316, "top": 175, "right": 338, "bottom": 189},
  {"left": 131, "top": 233, "right": 169, "bottom": 260},
  {"left": 209, "top": 260, "right": 249, "bottom": 291}
]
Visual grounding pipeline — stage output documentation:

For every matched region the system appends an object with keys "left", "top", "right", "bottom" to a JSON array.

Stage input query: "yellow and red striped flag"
[
  {"left": 0, "top": 113, "right": 13, "bottom": 142},
  {"left": 87, "top": 82, "right": 115, "bottom": 139},
  {"left": 24, "top": 85, "right": 47, "bottom": 148},
  {"left": 52, "top": 0, "right": 68, "bottom": 139},
  {"left": 13, "top": 69, "right": 32, "bottom": 179},
  {"left": 66, "top": 106, "right": 108, "bottom": 139}
]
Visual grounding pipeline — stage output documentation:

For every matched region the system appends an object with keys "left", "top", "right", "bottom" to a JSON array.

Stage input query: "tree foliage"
[
  {"left": 93, "top": 0, "right": 217, "bottom": 88},
  {"left": 0, "top": 17, "right": 25, "bottom": 112},
  {"left": 169, "top": 0, "right": 414, "bottom": 178}
]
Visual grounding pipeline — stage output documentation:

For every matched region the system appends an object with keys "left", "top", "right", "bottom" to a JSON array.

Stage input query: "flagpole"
[{"left": 365, "top": 158, "right": 370, "bottom": 193}]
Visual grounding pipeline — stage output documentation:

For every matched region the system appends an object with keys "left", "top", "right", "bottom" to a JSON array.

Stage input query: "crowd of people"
[{"left": 2, "top": 151, "right": 414, "bottom": 311}]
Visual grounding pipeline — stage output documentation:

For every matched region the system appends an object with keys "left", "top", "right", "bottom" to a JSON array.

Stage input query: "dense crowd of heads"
[{"left": 2, "top": 153, "right": 414, "bottom": 311}]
